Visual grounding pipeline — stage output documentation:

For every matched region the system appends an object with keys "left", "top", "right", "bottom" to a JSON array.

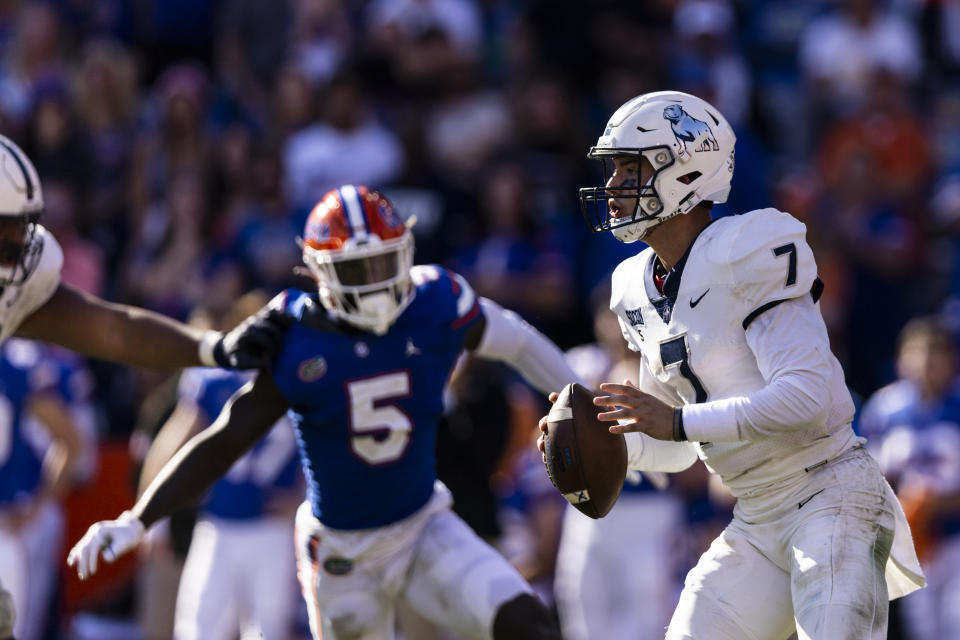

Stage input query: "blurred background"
[{"left": 1, "top": 0, "right": 958, "bottom": 638}]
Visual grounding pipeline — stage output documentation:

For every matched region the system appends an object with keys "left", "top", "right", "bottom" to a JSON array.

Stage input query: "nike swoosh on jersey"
[
  {"left": 689, "top": 288, "right": 710, "bottom": 308},
  {"left": 798, "top": 488, "right": 825, "bottom": 509}
]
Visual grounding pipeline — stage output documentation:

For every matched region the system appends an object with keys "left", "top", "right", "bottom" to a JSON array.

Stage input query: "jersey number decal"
[
  {"left": 773, "top": 243, "right": 797, "bottom": 287},
  {"left": 347, "top": 371, "right": 413, "bottom": 465},
  {"left": 659, "top": 336, "right": 708, "bottom": 403}
]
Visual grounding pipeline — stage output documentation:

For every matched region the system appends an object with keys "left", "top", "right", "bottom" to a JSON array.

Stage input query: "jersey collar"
[{"left": 652, "top": 219, "right": 715, "bottom": 305}]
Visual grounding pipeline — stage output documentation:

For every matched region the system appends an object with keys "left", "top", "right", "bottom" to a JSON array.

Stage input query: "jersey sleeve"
[
  {"left": 609, "top": 252, "right": 650, "bottom": 353},
  {"left": 412, "top": 265, "right": 483, "bottom": 334},
  {"left": 1, "top": 226, "right": 63, "bottom": 341},
  {"left": 722, "top": 209, "right": 818, "bottom": 329}
]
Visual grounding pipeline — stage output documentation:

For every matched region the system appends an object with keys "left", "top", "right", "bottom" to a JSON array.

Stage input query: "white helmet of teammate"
[
  {"left": 579, "top": 91, "right": 736, "bottom": 243},
  {"left": 0, "top": 134, "right": 43, "bottom": 286}
]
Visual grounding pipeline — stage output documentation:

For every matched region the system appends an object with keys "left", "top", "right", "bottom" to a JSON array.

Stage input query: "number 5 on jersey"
[{"left": 347, "top": 371, "right": 413, "bottom": 464}]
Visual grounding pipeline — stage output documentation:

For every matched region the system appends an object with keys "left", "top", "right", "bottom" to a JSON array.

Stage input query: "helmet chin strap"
[{"left": 611, "top": 200, "right": 688, "bottom": 244}]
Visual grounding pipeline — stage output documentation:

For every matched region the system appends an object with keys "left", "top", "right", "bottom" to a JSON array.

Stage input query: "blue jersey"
[
  {"left": 861, "top": 379, "right": 960, "bottom": 536},
  {"left": 0, "top": 340, "right": 60, "bottom": 504},
  {"left": 271, "top": 265, "right": 483, "bottom": 529},
  {"left": 180, "top": 368, "right": 301, "bottom": 520}
]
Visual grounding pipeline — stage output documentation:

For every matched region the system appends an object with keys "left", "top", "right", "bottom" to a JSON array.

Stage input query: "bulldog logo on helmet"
[{"left": 662, "top": 104, "right": 719, "bottom": 158}]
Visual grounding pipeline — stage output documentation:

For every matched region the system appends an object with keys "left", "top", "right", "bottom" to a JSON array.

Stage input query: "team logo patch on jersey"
[
  {"left": 624, "top": 307, "right": 644, "bottom": 328},
  {"left": 297, "top": 356, "right": 327, "bottom": 382},
  {"left": 322, "top": 556, "right": 354, "bottom": 576},
  {"left": 405, "top": 338, "right": 421, "bottom": 357}
]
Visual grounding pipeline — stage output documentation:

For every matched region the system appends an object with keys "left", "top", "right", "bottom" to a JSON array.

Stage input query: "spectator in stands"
[
  {"left": 283, "top": 69, "right": 404, "bottom": 212},
  {"left": 798, "top": 0, "right": 922, "bottom": 135},
  {"left": 72, "top": 39, "right": 138, "bottom": 259}
]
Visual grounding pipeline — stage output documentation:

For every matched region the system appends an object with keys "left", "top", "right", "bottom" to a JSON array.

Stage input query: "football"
[{"left": 543, "top": 382, "right": 627, "bottom": 519}]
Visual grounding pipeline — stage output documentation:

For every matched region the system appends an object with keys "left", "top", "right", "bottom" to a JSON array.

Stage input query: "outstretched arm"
[
  {"left": 16, "top": 283, "right": 290, "bottom": 370},
  {"left": 465, "top": 297, "right": 586, "bottom": 394},
  {"left": 68, "top": 372, "right": 290, "bottom": 578}
]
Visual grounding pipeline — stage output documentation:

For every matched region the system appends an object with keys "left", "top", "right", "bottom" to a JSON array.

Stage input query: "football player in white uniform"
[
  {"left": 540, "top": 91, "right": 925, "bottom": 639},
  {"left": 0, "top": 135, "right": 288, "bottom": 640}
]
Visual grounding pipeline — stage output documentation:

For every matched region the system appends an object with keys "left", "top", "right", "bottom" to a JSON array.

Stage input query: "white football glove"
[{"left": 67, "top": 510, "right": 145, "bottom": 580}]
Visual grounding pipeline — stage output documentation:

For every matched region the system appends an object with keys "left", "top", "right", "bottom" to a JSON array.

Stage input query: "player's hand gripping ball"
[{"left": 543, "top": 383, "right": 627, "bottom": 518}]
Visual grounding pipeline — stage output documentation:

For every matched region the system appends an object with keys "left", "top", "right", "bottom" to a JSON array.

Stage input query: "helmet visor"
[{"left": 333, "top": 252, "right": 403, "bottom": 287}]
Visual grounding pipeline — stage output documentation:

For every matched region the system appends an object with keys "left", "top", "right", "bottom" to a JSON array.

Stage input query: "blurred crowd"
[{"left": 2, "top": 0, "right": 960, "bottom": 638}]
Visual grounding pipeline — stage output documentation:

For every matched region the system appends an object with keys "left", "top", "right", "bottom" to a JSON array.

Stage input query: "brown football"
[{"left": 543, "top": 382, "right": 627, "bottom": 519}]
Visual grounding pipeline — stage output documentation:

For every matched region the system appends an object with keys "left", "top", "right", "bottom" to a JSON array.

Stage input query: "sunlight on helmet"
[{"left": 301, "top": 185, "right": 414, "bottom": 334}]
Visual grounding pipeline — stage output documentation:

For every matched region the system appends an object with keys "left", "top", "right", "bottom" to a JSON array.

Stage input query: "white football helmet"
[
  {"left": 301, "top": 185, "right": 415, "bottom": 335},
  {"left": 0, "top": 134, "right": 43, "bottom": 286},
  {"left": 580, "top": 91, "right": 736, "bottom": 243}
]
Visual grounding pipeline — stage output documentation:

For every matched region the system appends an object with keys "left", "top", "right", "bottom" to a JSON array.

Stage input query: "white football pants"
[
  {"left": 667, "top": 447, "right": 895, "bottom": 640},
  {"left": 0, "top": 501, "right": 63, "bottom": 640},
  {"left": 294, "top": 483, "right": 533, "bottom": 640},
  {"left": 173, "top": 515, "right": 298, "bottom": 640},
  {"left": 0, "top": 552, "right": 21, "bottom": 639}
]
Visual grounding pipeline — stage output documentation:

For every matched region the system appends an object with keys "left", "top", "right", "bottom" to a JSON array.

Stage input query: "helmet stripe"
[
  {"left": 338, "top": 185, "right": 368, "bottom": 240},
  {"left": 0, "top": 138, "right": 34, "bottom": 200}
]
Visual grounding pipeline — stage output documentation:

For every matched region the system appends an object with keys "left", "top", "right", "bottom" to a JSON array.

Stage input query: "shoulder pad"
[
  {"left": 707, "top": 210, "right": 817, "bottom": 318},
  {"left": 0, "top": 226, "right": 63, "bottom": 342},
  {"left": 414, "top": 265, "right": 479, "bottom": 327},
  {"left": 610, "top": 249, "right": 653, "bottom": 311}
]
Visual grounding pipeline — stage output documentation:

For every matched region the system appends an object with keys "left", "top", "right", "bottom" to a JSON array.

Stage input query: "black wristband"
[{"left": 672, "top": 407, "right": 688, "bottom": 442}]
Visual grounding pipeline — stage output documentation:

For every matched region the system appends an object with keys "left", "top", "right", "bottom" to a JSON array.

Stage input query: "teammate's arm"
[
  {"left": 15, "top": 283, "right": 289, "bottom": 370},
  {"left": 67, "top": 372, "right": 290, "bottom": 579}
]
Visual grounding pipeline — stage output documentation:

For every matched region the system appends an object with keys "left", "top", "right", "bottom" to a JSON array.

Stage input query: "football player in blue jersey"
[
  {"left": 69, "top": 185, "right": 583, "bottom": 640},
  {"left": 0, "top": 339, "right": 85, "bottom": 640},
  {"left": 859, "top": 317, "right": 960, "bottom": 639},
  {"left": 138, "top": 293, "right": 303, "bottom": 640},
  {"left": 0, "top": 135, "right": 289, "bottom": 640}
]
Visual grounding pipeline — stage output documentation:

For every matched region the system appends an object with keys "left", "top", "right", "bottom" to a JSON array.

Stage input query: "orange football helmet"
[{"left": 301, "top": 185, "right": 414, "bottom": 334}]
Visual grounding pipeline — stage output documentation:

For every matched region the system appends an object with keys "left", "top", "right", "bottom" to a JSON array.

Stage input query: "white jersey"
[
  {"left": 610, "top": 209, "right": 857, "bottom": 496},
  {"left": 0, "top": 226, "right": 62, "bottom": 344}
]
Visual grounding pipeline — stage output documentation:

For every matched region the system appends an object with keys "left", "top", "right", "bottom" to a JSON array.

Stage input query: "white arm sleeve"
[
  {"left": 624, "top": 431, "right": 699, "bottom": 473},
  {"left": 682, "top": 295, "right": 836, "bottom": 442},
  {"left": 473, "top": 297, "right": 587, "bottom": 395},
  {"left": 624, "top": 355, "right": 698, "bottom": 472}
]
